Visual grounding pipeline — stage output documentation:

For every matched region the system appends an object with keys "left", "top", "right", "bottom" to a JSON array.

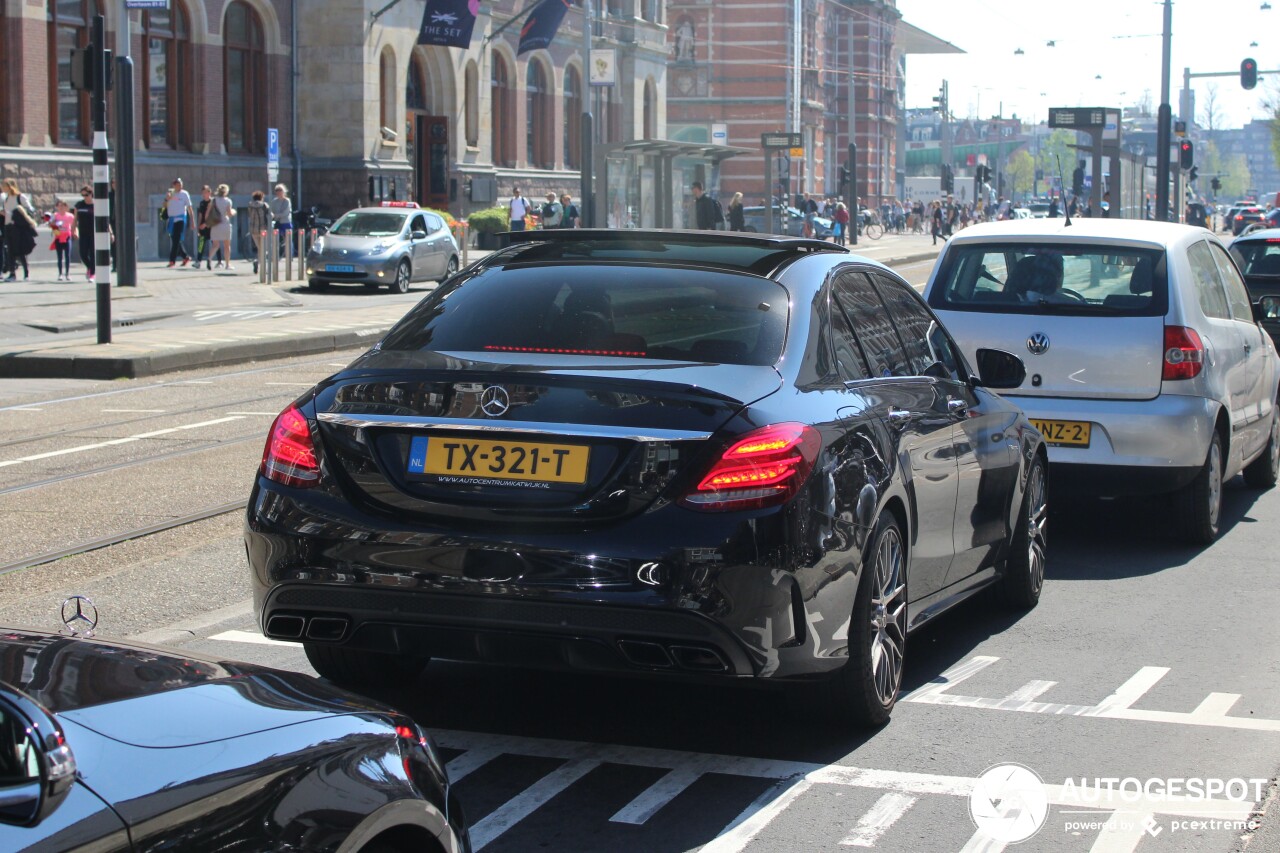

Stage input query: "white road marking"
[
  {"left": 7, "top": 408, "right": 43, "bottom": 412},
  {"left": 840, "top": 792, "right": 917, "bottom": 846},
  {"left": 178, "top": 380, "right": 215, "bottom": 384},
  {"left": 206, "top": 629, "right": 298, "bottom": 647},
  {"left": 610, "top": 766, "right": 704, "bottom": 824},
  {"left": 468, "top": 758, "right": 601, "bottom": 850},
  {"left": 0, "top": 416, "right": 244, "bottom": 468},
  {"left": 101, "top": 408, "right": 166, "bottom": 413},
  {"left": 432, "top": 728, "right": 1254, "bottom": 851},
  {"left": 957, "top": 829, "right": 1006, "bottom": 852},
  {"left": 905, "top": 657, "right": 1280, "bottom": 732},
  {"left": 1087, "top": 813, "right": 1152, "bottom": 853}
]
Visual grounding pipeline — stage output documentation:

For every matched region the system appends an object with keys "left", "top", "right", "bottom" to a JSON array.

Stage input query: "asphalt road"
[{"left": 1, "top": 254, "right": 1278, "bottom": 852}]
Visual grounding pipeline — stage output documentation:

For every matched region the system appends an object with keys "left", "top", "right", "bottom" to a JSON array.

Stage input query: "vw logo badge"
[
  {"left": 61, "top": 595, "right": 99, "bottom": 638},
  {"left": 1026, "top": 333, "right": 1050, "bottom": 355},
  {"left": 480, "top": 385, "right": 511, "bottom": 417}
]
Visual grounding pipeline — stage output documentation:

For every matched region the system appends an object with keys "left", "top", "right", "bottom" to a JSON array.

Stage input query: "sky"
[{"left": 896, "top": 0, "right": 1277, "bottom": 129}]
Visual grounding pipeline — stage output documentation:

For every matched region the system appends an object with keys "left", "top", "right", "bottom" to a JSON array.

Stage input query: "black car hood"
[{"left": 0, "top": 629, "right": 390, "bottom": 747}]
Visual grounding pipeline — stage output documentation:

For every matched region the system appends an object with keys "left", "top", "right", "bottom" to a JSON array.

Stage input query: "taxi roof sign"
[{"left": 380, "top": 201, "right": 419, "bottom": 208}]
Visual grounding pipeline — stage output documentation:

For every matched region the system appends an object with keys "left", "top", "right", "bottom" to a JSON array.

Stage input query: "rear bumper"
[
  {"left": 1005, "top": 392, "right": 1217, "bottom": 495},
  {"left": 246, "top": 482, "right": 851, "bottom": 681}
]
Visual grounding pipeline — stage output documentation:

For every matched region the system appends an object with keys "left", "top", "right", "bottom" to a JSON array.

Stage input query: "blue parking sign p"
[{"left": 267, "top": 128, "right": 280, "bottom": 165}]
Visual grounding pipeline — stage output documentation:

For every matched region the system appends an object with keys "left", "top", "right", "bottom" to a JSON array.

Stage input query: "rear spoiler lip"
[{"left": 315, "top": 412, "right": 714, "bottom": 442}]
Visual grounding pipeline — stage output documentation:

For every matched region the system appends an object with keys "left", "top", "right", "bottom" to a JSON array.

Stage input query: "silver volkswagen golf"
[
  {"left": 923, "top": 219, "right": 1280, "bottom": 543},
  {"left": 306, "top": 201, "right": 460, "bottom": 293}
]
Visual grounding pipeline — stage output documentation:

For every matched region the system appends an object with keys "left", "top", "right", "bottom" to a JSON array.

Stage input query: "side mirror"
[
  {"left": 411, "top": 230, "right": 428, "bottom": 241},
  {"left": 0, "top": 692, "right": 76, "bottom": 827},
  {"left": 973, "top": 348, "right": 1027, "bottom": 389},
  {"left": 1254, "top": 295, "right": 1280, "bottom": 322}
]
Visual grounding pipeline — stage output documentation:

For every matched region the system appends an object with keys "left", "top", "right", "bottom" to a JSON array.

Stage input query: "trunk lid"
[{"left": 311, "top": 349, "right": 781, "bottom": 525}]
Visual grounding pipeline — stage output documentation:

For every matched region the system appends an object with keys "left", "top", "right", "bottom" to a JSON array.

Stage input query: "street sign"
[
  {"left": 711, "top": 123, "right": 727, "bottom": 145},
  {"left": 1048, "top": 108, "right": 1106, "bottom": 128},
  {"left": 789, "top": 146, "right": 804, "bottom": 157},
  {"left": 125, "top": 0, "right": 168, "bottom": 7},
  {"left": 761, "top": 132, "right": 802, "bottom": 149},
  {"left": 267, "top": 127, "right": 279, "bottom": 184}
]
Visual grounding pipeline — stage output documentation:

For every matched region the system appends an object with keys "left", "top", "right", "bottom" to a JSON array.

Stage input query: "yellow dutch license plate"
[
  {"left": 1030, "top": 419, "right": 1091, "bottom": 447},
  {"left": 410, "top": 436, "right": 590, "bottom": 484}
]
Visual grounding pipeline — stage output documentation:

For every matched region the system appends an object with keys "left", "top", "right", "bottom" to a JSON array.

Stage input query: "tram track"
[{"left": 0, "top": 499, "right": 247, "bottom": 576}]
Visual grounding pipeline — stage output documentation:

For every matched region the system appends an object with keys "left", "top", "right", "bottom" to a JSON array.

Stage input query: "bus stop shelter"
[{"left": 589, "top": 139, "right": 752, "bottom": 229}]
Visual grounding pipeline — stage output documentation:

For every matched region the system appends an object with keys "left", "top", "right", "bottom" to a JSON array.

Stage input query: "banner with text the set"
[
  {"left": 517, "top": 0, "right": 571, "bottom": 54},
  {"left": 418, "top": 0, "right": 480, "bottom": 48}
]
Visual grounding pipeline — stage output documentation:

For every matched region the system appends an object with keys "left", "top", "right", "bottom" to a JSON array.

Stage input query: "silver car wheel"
[
  {"left": 868, "top": 526, "right": 906, "bottom": 707},
  {"left": 1207, "top": 438, "right": 1222, "bottom": 530},
  {"left": 395, "top": 260, "right": 411, "bottom": 293},
  {"left": 1025, "top": 462, "right": 1048, "bottom": 594}
]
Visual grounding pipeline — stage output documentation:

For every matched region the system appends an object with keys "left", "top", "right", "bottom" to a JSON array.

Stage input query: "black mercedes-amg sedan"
[
  {"left": 246, "top": 230, "right": 1047, "bottom": 726},
  {"left": 0, "top": 626, "right": 469, "bottom": 852}
]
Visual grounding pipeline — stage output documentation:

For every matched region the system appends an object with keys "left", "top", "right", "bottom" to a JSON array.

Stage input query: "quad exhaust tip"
[
  {"left": 265, "top": 614, "right": 305, "bottom": 640},
  {"left": 618, "top": 640, "right": 729, "bottom": 672},
  {"left": 264, "top": 613, "right": 350, "bottom": 642}
]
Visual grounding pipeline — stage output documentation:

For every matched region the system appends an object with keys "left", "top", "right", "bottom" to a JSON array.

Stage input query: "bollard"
[
  {"left": 295, "top": 228, "right": 304, "bottom": 280},
  {"left": 455, "top": 221, "right": 469, "bottom": 268},
  {"left": 284, "top": 228, "right": 293, "bottom": 282},
  {"left": 271, "top": 229, "right": 281, "bottom": 283},
  {"left": 258, "top": 231, "right": 266, "bottom": 284}
]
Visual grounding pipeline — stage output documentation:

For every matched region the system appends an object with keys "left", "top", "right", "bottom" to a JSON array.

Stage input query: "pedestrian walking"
[
  {"left": 193, "top": 185, "right": 214, "bottom": 270},
  {"left": 931, "top": 200, "right": 944, "bottom": 245},
  {"left": 727, "top": 192, "right": 745, "bottom": 232},
  {"left": 559, "top": 193, "right": 579, "bottom": 228},
  {"left": 800, "top": 192, "right": 818, "bottom": 238},
  {"left": 49, "top": 199, "right": 75, "bottom": 281},
  {"left": 269, "top": 183, "right": 293, "bottom": 246},
  {"left": 691, "top": 181, "right": 720, "bottom": 230},
  {"left": 508, "top": 187, "right": 530, "bottom": 231},
  {"left": 73, "top": 184, "right": 110, "bottom": 281},
  {"left": 2, "top": 177, "right": 37, "bottom": 281},
  {"left": 539, "top": 192, "right": 563, "bottom": 229},
  {"left": 207, "top": 184, "right": 236, "bottom": 271},
  {"left": 247, "top": 190, "right": 271, "bottom": 273},
  {"left": 833, "top": 201, "right": 850, "bottom": 246},
  {"left": 165, "top": 178, "right": 195, "bottom": 267}
]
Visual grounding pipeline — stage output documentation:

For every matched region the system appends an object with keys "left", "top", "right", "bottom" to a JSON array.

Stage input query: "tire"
[
  {"left": 998, "top": 455, "right": 1048, "bottom": 609},
  {"left": 1176, "top": 431, "right": 1223, "bottom": 545},
  {"left": 307, "top": 278, "right": 329, "bottom": 291},
  {"left": 818, "top": 514, "right": 907, "bottom": 727},
  {"left": 1244, "top": 409, "right": 1280, "bottom": 489},
  {"left": 865, "top": 222, "right": 884, "bottom": 240},
  {"left": 304, "top": 643, "right": 429, "bottom": 689},
  {"left": 444, "top": 255, "right": 459, "bottom": 279},
  {"left": 392, "top": 260, "right": 411, "bottom": 294}
]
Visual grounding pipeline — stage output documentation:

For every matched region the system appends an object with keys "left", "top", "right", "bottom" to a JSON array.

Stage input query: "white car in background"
[{"left": 923, "top": 219, "right": 1280, "bottom": 544}]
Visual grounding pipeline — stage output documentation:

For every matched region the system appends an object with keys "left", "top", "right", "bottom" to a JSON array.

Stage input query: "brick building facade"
[{"left": 0, "top": 0, "right": 668, "bottom": 258}]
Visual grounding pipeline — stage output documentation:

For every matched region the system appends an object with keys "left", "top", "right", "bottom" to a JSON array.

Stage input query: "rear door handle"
[
  {"left": 886, "top": 407, "right": 913, "bottom": 427},
  {"left": 947, "top": 398, "right": 968, "bottom": 416}
]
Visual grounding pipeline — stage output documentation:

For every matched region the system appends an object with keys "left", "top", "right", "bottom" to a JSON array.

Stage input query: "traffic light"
[
  {"left": 1179, "top": 140, "right": 1194, "bottom": 170},
  {"left": 1242, "top": 57, "right": 1258, "bottom": 90},
  {"left": 68, "top": 44, "right": 112, "bottom": 91},
  {"left": 1189, "top": 166, "right": 1199, "bottom": 182},
  {"left": 1211, "top": 177, "right": 1222, "bottom": 192},
  {"left": 1072, "top": 166, "right": 1084, "bottom": 197},
  {"left": 941, "top": 164, "right": 953, "bottom": 193}
]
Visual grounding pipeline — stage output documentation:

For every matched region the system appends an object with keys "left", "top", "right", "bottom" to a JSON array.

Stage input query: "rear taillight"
[
  {"left": 681, "top": 423, "right": 821, "bottom": 511},
  {"left": 1163, "top": 326, "right": 1204, "bottom": 381},
  {"left": 261, "top": 404, "right": 321, "bottom": 487}
]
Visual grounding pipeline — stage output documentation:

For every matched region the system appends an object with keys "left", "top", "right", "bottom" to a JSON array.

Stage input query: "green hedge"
[{"left": 466, "top": 206, "right": 509, "bottom": 233}]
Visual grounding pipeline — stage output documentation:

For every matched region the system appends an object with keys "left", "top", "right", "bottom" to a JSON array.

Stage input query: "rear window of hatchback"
[{"left": 928, "top": 242, "right": 1168, "bottom": 317}]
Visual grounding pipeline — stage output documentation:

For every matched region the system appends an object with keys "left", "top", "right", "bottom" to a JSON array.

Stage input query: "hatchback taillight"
[
  {"left": 681, "top": 423, "right": 821, "bottom": 511},
  {"left": 1163, "top": 326, "right": 1205, "bottom": 381},
  {"left": 261, "top": 404, "right": 321, "bottom": 487}
]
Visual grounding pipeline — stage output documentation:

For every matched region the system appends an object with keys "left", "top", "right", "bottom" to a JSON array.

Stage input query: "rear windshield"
[
  {"left": 928, "top": 243, "right": 1167, "bottom": 316},
  {"left": 329, "top": 212, "right": 406, "bottom": 237},
  {"left": 380, "top": 264, "right": 789, "bottom": 365},
  {"left": 1231, "top": 239, "right": 1280, "bottom": 276}
]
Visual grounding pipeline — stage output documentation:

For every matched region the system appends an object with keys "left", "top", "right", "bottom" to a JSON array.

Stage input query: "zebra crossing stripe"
[{"left": 840, "top": 792, "right": 918, "bottom": 847}]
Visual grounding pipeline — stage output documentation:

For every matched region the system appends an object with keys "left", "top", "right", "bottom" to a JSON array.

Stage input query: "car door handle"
[
  {"left": 1244, "top": 341, "right": 1252, "bottom": 352},
  {"left": 947, "top": 398, "right": 968, "bottom": 416},
  {"left": 885, "top": 407, "right": 913, "bottom": 427}
]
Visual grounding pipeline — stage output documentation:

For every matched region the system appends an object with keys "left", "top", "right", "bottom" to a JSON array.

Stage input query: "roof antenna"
[{"left": 1056, "top": 154, "right": 1072, "bottom": 227}]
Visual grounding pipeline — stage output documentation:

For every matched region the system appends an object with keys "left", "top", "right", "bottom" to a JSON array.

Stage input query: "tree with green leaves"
[
  {"left": 1005, "top": 149, "right": 1035, "bottom": 200},
  {"left": 1034, "top": 129, "right": 1080, "bottom": 195}
]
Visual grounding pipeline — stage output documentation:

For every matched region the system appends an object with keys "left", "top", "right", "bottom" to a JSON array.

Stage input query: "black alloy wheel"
[
  {"left": 818, "top": 514, "right": 907, "bottom": 727},
  {"left": 998, "top": 455, "right": 1048, "bottom": 609},
  {"left": 304, "top": 643, "right": 430, "bottom": 688}
]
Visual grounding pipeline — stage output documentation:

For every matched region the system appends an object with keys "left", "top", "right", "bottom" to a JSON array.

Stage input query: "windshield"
[
  {"left": 380, "top": 264, "right": 789, "bottom": 365},
  {"left": 329, "top": 212, "right": 406, "bottom": 237},
  {"left": 928, "top": 243, "right": 1167, "bottom": 316},
  {"left": 1231, "top": 239, "right": 1280, "bottom": 276}
]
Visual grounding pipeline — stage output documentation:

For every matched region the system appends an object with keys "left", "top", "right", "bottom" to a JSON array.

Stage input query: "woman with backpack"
[
  {"left": 208, "top": 184, "right": 236, "bottom": 271},
  {"left": 247, "top": 190, "right": 271, "bottom": 273},
  {"left": 2, "top": 178, "right": 38, "bottom": 281}
]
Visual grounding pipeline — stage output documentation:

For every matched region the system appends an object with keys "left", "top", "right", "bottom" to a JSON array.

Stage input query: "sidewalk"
[{"left": 0, "top": 233, "right": 940, "bottom": 380}]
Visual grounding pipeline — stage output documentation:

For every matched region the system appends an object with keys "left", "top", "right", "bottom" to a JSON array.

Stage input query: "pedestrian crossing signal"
[
  {"left": 1179, "top": 140, "right": 1194, "bottom": 170},
  {"left": 1241, "top": 58, "right": 1257, "bottom": 90}
]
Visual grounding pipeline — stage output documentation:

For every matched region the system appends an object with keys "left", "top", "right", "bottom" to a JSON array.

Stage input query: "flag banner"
[
  {"left": 419, "top": 0, "right": 480, "bottom": 48},
  {"left": 517, "top": 0, "right": 571, "bottom": 54}
]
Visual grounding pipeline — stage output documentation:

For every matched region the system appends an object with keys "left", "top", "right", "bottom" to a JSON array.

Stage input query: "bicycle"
[{"left": 863, "top": 211, "right": 884, "bottom": 240}]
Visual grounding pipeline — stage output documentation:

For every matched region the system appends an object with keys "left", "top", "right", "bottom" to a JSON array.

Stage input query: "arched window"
[
  {"left": 525, "top": 60, "right": 552, "bottom": 170},
  {"left": 491, "top": 55, "right": 514, "bottom": 167},
  {"left": 563, "top": 65, "right": 581, "bottom": 169},
  {"left": 379, "top": 47, "right": 396, "bottom": 135},
  {"left": 142, "top": 2, "right": 191, "bottom": 149},
  {"left": 224, "top": 1, "right": 265, "bottom": 153},
  {"left": 48, "top": 0, "right": 102, "bottom": 145},
  {"left": 407, "top": 56, "right": 427, "bottom": 112},
  {"left": 464, "top": 61, "right": 479, "bottom": 147}
]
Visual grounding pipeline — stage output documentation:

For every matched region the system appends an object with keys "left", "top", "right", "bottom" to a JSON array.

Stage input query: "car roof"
[
  {"left": 1233, "top": 227, "right": 1280, "bottom": 243},
  {"left": 341, "top": 207, "right": 416, "bottom": 216},
  {"left": 943, "top": 218, "right": 1215, "bottom": 249}
]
